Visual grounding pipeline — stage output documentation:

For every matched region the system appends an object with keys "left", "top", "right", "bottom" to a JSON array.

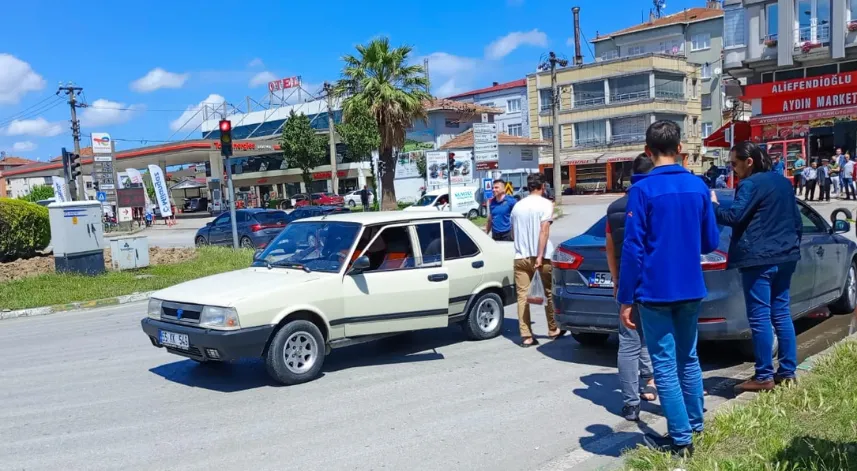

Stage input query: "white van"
[{"left": 403, "top": 186, "right": 480, "bottom": 219}]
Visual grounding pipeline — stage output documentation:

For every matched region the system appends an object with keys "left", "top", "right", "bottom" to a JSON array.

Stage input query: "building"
[
  {"left": 0, "top": 155, "right": 38, "bottom": 198},
  {"left": 445, "top": 79, "right": 530, "bottom": 137},
  {"left": 593, "top": 5, "right": 725, "bottom": 162},
  {"left": 527, "top": 53, "right": 703, "bottom": 193},
  {"left": 721, "top": 0, "right": 857, "bottom": 172}
]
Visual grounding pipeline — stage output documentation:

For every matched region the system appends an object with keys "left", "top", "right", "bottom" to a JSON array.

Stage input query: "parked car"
[
  {"left": 286, "top": 205, "right": 350, "bottom": 222},
  {"left": 195, "top": 209, "right": 289, "bottom": 249},
  {"left": 294, "top": 192, "right": 344, "bottom": 207},
  {"left": 552, "top": 190, "right": 857, "bottom": 356},
  {"left": 141, "top": 212, "right": 516, "bottom": 385},
  {"left": 183, "top": 197, "right": 209, "bottom": 213},
  {"left": 343, "top": 189, "right": 374, "bottom": 208}
]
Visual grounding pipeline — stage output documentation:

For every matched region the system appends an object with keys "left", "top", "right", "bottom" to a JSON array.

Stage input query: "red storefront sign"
[
  {"left": 312, "top": 170, "right": 347, "bottom": 180},
  {"left": 744, "top": 71, "right": 857, "bottom": 99},
  {"left": 762, "top": 90, "right": 857, "bottom": 114},
  {"left": 213, "top": 142, "right": 281, "bottom": 151},
  {"left": 268, "top": 76, "right": 301, "bottom": 93},
  {"left": 751, "top": 105, "right": 857, "bottom": 126}
]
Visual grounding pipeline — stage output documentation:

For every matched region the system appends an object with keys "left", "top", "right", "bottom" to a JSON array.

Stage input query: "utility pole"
[
  {"left": 541, "top": 52, "right": 568, "bottom": 205},
  {"left": 58, "top": 84, "right": 85, "bottom": 201},
  {"left": 323, "top": 82, "right": 339, "bottom": 194}
]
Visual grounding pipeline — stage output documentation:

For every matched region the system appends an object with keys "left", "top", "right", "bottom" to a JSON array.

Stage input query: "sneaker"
[
  {"left": 622, "top": 404, "right": 640, "bottom": 421},
  {"left": 774, "top": 375, "right": 796, "bottom": 386},
  {"left": 734, "top": 378, "right": 775, "bottom": 393},
  {"left": 642, "top": 434, "right": 694, "bottom": 457}
]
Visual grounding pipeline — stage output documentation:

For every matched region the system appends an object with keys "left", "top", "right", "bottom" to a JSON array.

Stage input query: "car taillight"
[
  {"left": 701, "top": 250, "right": 728, "bottom": 271},
  {"left": 553, "top": 247, "right": 583, "bottom": 270},
  {"left": 250, "top": 223, "right": 262, "bottom": 232}
]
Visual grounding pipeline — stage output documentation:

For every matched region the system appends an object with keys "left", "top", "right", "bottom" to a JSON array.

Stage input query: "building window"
[
  {"left": 609, "top": 74, "right": 650, "bottom": 103},
  {"left": 628, "top": 45, "right": 645, "bottom": 56},
  {"left": 507, "top": 98, "right": 521, "bottom": 113},
  {"left": 691, "top": 33, "right": 711, "bottom": 51},
  {"left": 702, "top": 93, "right": 712, "bottom": 109},
  {"left": 796, "top": 0, "right": 830, "bottom": 43},
  {"left": 573, "top": 81, "right": 606, "bottom": 107},
  {"left": 601, "top": 50, "right": 618, "bottom": 61},
  {"left": 766, "top": 3, "right": 779, "bottom": 40},
  {"left": 574, "top": 120, "right": 607, "bottom": 147},
  {"left": 691, "top": 79, "right": 698, "bottom": 98},
  {"left": 701, "top": 63, "right": 712, "bottom": 79},
  {"left": 654, "top": 73, "right": 685, "bottom": 99},
  {"left": 702, "top": 122, "right": 714, "bottom": 138},
  {"left": 481, "top": 102, "right": 495, "bottom": 108},
  {"left": 851, "top": 0, "right": 857, "bottom": 21},
  {"left": 658, "top": 39, "right": 683, "bottom": 55},
  {"left": 611, "top": 116, "right": 647, "bottom": 144},
  {"left": 724, "top": 7, "right": 746, "bottom": 48},
  {"left": 539, "top": 89, "right": 553, "bottom": 112},
  {"left": 444, "top": 118, "right": 460, "bottom": 128},
  {"left": 541, "top": 126, "right": 553, "bottom": 140},
  {"left": 507, "top": 123, "right": 523, "bottom": 137}
]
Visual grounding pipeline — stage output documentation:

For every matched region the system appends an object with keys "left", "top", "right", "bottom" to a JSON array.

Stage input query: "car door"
[
  {"left": 341, "top": 223, "right": 449, "bottom": 337},
  {"left": 439, "top": 219, "right": 484, "bottom": 316},
  {"left": 208, "top": 213, "right": 231, "bottom": 245},
  {"left": 798, "top": 204, "right": 841, "bottom": 305}
]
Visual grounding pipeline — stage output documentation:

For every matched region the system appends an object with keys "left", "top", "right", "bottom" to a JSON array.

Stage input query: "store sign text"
[
  {"left": 764, "top": 91, "right": 857, "bottom": 114},
  {"left": 213, "top": 142, "right": 279, "bottom": 152},
  {"left": 770, "top": 74, "right": 852, "bottom": 94},
  {"left": 744, "top": 71, "right": 857, "bottom": 99},
  {"left": 312, "top": 170, "right": 347, "bottom": 180}
]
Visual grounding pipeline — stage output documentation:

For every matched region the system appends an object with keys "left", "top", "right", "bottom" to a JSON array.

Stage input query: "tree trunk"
[{"left": 380, "top": 146, "right": 397, "bottom": 210}]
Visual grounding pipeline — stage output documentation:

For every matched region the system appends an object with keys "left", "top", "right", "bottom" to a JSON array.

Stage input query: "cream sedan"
[{"left": 141, "top": 211, "right": 516, "bottom": 385}]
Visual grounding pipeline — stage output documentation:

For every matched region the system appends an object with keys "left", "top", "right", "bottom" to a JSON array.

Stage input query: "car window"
[
  {"left": 800, "top": 204, "right": 828, "bottom": 234},
  {"left": 414, "top": 194, "right": 437, "bottom": 207},
  {"left": 254, "top": 210, "right": 287, "bottom": 224},
  {"left": 214, "top": 214, "right": 231, "bottom": 226},
  {"left": 236, "top": 212, "right": 249, "bottom": 223},
  {"left": 255, "top": 222, "right": 361, "bottom": 272},
  {"left": 414, "top": 222, "right": 443, "bottom": 266},
  {"left": 443, "top": 220, "right": 479, "bottom": 260},
  {"left": 360, "top": 225, "right": 417, "bottom": 273}
]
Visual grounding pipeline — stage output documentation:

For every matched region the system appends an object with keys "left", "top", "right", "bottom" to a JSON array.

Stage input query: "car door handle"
[
  {"left": 428, "top": 273, "right": 448, "bottom": 282},
  {"left": 472, "top": 260, "right": 484, "bottom": 268}
]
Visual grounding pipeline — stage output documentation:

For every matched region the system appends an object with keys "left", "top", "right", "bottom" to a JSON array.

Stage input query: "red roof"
[
  {"left": 445, "top": 79, "right": 527, "bottom": 99},
  {"left": 440, "top": 129, "right": 550, "bottom": 150},
  {"left": 0, "top": 156, "right": 37, "bottom": 166},
  {"left": 593, "top": 7, "right": 723, "bottom": 42}
]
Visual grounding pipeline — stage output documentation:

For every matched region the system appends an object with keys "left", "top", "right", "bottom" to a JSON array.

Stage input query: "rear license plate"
[
  {"left": 589, "top": 272, "right": 613, "bottom": 288},
  {"left": 159, "top": 330, "right": 189, "bottom": 350}
]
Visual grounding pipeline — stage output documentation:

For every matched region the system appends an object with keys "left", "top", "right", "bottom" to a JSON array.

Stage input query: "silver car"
[{"left": 552, "top": 190, "right": 857, "bottom": 355}]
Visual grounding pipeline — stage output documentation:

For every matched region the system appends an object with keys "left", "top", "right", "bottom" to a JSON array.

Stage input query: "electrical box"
[
  {"left": 109, "top": 235, "right": 150, "bottom": 271},
  {"left": 48, "top": 201, "right": 105, "bottom": 275}
]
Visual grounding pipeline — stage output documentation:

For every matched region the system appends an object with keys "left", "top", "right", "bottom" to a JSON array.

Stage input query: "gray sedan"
[{"left": 552, "top": 190, "right": 857, "bottom": 355}]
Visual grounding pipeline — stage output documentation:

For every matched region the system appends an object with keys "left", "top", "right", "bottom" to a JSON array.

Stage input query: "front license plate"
[
  {"left": 159, "top": 330, "right": 189, "bottom": 350},
  {"left": 589, "top": 272, "right": 614, "bottom": 288}
]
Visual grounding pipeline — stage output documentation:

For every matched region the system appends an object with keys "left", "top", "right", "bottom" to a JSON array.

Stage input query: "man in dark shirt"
[
  {"left": 606, "top": 153, "right": 655, "bottom": 422},
  {"left": 485, "top": 179, "right": 516, "bottom": 241},
  {"left": 360, "top": 185, "right": 371, "bottom": 211}
]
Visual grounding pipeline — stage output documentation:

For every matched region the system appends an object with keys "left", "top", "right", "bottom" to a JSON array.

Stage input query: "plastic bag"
[{"left": 527, "top": 270, "right": 545, "bottom": 305}]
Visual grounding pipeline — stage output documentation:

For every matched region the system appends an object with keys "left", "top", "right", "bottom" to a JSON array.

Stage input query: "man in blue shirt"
[
  {"left": 485, "top": 179, "right": 516, "bottom": 241},
  {"left": 618, "top": 120, "right": 719, "bottom": 457},
  {"left": 771, "top": 154, "right": 785, "bottom": 176}
]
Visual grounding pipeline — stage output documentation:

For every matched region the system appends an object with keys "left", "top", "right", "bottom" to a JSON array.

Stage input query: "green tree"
[
  {"left": 416, "top": 153, "right": 427, "bottom": 180},
  {"left": 334, "top": 37, "right": 430, "bottom": 210},
  {"left": 18, "top": 184, "right": 54, "bottom": 203},
  {"left": 336, "top": 101, "right": 381, "bottom": 204},
  {"left": 281, "top": 110, "right": 326, "bottom": 200}
]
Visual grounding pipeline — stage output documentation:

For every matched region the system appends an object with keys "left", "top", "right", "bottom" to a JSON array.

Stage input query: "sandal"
[
  {"left": 519, "top": 338, "right": 540, "bottom": 348},
  {"left": 549, "top": 330, "right": 567, "bottom": 340},
  {"left": 640, "top": 384, "right": 658, "bottom": 402}
]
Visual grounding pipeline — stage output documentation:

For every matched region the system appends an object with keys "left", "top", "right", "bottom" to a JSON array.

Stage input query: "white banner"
[
  {"left": 125, "top": 168, "right": 144, "bottom": 185},
  {"left": 51, "top": 176, "right": 68, "bottom": 203},
  {"left": 147, "top": 165, "right": 172, "bottom": 217}
]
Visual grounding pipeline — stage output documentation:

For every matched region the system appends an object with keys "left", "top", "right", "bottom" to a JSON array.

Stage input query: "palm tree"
[{"left": 334, "top": 37, "right": 430, "bottom": 210}]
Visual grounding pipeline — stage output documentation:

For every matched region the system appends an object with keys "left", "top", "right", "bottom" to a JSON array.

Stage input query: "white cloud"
[
  {"left": 485, "top": 29, "right": 548, "bottom": 60},
  {"left": 80, "top": 99, "right": 144, "bottom": 128},
  {"left": 0, "top": 54, "right": 46, "bottom": 105},
  {"left": 12, "top": 141, "right": 37, "bottom": 152},
  {"left": 169, "top": 94, "right": 226, "bottom": 132},
  {"left": 435, "top": 79, "right": 466, "bottom": 97},
  {"left": 5, "top": 117, "right": 64, "bottom": 137},
  {"left": 248, "top": 58, "right": 264, "bottom": 68},
  {"left": 130, "top": 68, "right": 190, "bottom": 92},
  {"left": 249, "top": 71, "right": 278, "bottom": 88},
  {"left": 423, "top": 52, "right": 479, "bottom": 77}
]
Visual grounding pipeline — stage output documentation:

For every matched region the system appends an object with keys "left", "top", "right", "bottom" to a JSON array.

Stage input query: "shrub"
[{"left": 0, "top": 198, "right": 51, "bottom": 262}]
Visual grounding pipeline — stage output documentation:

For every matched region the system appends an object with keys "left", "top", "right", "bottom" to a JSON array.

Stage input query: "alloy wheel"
[
  {"left": 283, "top": 331, "right": 318, "bottom": 374},
  {"left": 476, "top": 298, "right": 501, "bottom": 333}
]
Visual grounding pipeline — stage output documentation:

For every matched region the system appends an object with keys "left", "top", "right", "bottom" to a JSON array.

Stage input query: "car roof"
[{"left": 297, "top": 210, "right": 466, "bottom": 225}]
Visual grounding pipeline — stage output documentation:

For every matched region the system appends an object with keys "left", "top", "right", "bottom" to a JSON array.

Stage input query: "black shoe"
[
  {"left": 622, "top": 404, "right": 640, "bottom": 421},
  {"left": 642, "top": 434, "right": 694, "bottom": 457}
]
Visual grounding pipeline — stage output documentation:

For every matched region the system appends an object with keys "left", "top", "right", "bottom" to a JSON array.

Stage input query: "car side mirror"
[
  {"left": 349, "top": 255, "right": 370, "bottom": 274},
  {"left": 833, "top": 219, "right": 850, "bottom": 234}
]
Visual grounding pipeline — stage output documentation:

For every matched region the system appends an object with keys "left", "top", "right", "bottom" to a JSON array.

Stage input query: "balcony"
[
  {"left": 794, "top": 23, "right": 831, "bottom": 51},
  {"left": 573, "top": 96, "right": 606, "bottom": 108},
  {"left": 574, "top": 136, "right": 609, "bottom": 148},
  {"left": 610, "top": 90, "right": 650, "bottom": 105},
  {"left": 610, "top": 133, "right": 647, "bottom": 145}
]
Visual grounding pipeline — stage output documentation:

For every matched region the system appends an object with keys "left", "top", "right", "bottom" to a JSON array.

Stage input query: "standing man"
[
  {"left": 837, "top": 147, "right": 847, "bottom": 192},
  {"left": 617, "top": 120, "right": 719, "bottom": 456},
  {"left": 511, "top": 173, "right": 563, "bottom": 347},
  {"left": 792, "top": 153, "right": 806, "bottom": 196},
  {"left": 606, "top": 153, "right": 656, "bottom": 422},
  {"left": 485, "top": 179, "right": 516, "bottom": 241},
  {"left": 804, "top": 161, "right": 818, "bottom": 201},
  {"left": 771, "top": 154, "right": 785, "bottom": 176},
  {"left": 360, "top": 185, "right": 371, "bottom": 212},
  {"left": 843, "top": 156, "right": 855, "bottom": 200},
  {"left": 820, "top": 159, "right": 832, "bottom": 202}
]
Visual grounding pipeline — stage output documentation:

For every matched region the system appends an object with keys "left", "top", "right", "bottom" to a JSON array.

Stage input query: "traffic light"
[
  {"left": 219, "top": 119, "right": 233, "bottom": 157},
  {"left": 69, "top": 152, "right": 81, "bottom": 181}
]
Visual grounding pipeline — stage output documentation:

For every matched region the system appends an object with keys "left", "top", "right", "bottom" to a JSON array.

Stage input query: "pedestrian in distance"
[
  {"left": 771, "top": 153, "right": 785, "bottom": 176},
  {"left": 605, "top": 153, "right": 657, "bottom": 422},
  {"left": 712, "top": 141, "right": 802, "bottom": 392},
  {"left": 511, "top": 173, "right": 564, "bottom": 347},
  {"left": 820, "top": 159, "right": 832, "bottom": 202},
  {"left": 360, "top": 185, "right": 371, "bottom": 211},
  {"left": 843, "top": 155, "right": 855, "bottom": 200},
  {"left": 804, "top": 161, "right": 818, "bottom": 201},
  {"left": 792, "top": 153, "right": 806, "bottom": 196},
  {"left": 617, "top": 120, "right": 719, "bottom": 456},
  {"left": 485, "top": 179, "right": 516, "bottom": 242}
]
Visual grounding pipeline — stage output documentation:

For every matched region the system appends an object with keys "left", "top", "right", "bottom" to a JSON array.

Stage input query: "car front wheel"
[
  {"left": 829, "top": 260, "right": 857, "bottom": 314},
  {"left": 462, "top": 292, "right": 504, "bottom": 340},
  {"left": 240, "top": 237, "right": 255, "bottom": 249},
  {"left": 195, "top": 236, "right": 207, "bottom": 247},
  {"left": 265, "top": 320, "right": 326, "bottom": 385},
  {"left": 348, "top": 200, "right": 356, "bottom": 208}
]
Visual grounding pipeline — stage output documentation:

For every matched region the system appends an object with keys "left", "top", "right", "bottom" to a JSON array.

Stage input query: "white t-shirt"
[
  {"left": 510, "top": 195, "right": 555, "bottom": 260},
  {"left": 844, "top": 160, "right": 855, "bottom": 179}
]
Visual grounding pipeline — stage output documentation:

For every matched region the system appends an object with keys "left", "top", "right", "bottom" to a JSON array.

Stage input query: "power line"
[{"left": 0, "top": 97, "right": 66, "bottom": 127}]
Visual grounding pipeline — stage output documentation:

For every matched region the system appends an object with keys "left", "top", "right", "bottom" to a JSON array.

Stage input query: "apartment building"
[
  {"left": 527, "top": 54, "right": 703, "bottom": 193},
  {"left": 446, "top": 79, "right": 529, "bottom": 137}
]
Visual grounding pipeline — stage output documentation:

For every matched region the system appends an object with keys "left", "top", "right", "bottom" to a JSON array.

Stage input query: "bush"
[
  {"left": 0, "top": 198, "right": 51, "bottom": 262},
  {"left": 397, "top": 201, "right": 413, "bottom": 210}
]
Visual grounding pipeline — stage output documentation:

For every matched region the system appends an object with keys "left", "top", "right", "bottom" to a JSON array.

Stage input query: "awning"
[
  {"left": 605, "top": 151, "right": 641, "bottom": 163},
  {"left": 749, "top": 104, "right": 857, "bottom": 126},
  {"left": 703, "top": 121, "right": 751, "bottom": 148},
  {"left": 561, "top": 152, "right": 605, "bottom": 165},
  {"left": 169, "top": 179, "right": 206, "bottom": 190}
]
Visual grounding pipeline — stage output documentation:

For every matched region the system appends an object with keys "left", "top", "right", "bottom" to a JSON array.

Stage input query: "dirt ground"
[{"left": 0, "top": 247, "right": 197, "bottom": 283}]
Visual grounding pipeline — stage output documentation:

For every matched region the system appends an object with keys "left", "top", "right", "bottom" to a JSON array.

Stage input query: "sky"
[{"left": 0, "top": 0, "right": 705, "bottom": 161}]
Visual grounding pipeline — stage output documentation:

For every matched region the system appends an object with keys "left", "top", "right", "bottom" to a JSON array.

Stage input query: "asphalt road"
[{"left": 1, "top": 195, "right": 852, "bottom": 471}]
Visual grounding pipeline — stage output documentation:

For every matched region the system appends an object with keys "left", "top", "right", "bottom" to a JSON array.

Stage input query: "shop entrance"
[{"left": 810, "top": 129, "right": 835, "bottom": 164}]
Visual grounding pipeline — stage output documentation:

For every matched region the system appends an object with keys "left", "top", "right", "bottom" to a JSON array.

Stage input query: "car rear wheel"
[
  {"left": 462, "top": 292, "right": 504, "bottom": 340},
  {"left": 829, "top": 260, "right": 857, "bottom": 314},
  {"left": 348, "top": 200, "right": 356, "bottom": 208},
  {"left": 467, "top": 209, "right": 479, "bottom": 219},
  {"left": 240, "top": 237, "right": 255, "bottom": 250},
  {"left": 571, "top": 332, "right": 609, "bottom": 346},
  {"left": 265, "top": 320, "right": 326, "bottom": 385},
  {"left": 195, "top": 236, "right": 207, "bottom": 247}
]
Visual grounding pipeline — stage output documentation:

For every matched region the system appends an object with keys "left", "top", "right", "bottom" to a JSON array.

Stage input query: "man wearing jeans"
[{"left": 618, "top": 121, "right": 720, "bottom": 456}]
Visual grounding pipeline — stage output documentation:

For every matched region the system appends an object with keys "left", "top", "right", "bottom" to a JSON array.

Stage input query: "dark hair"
[
  {"left": 493, "top": 179, "right": 505, "bottom": 185},
  {"left": 631, "top": 153, "right": 654, "bottom": 176},
  {"left": 527, "top": 173, "right": 546, "bottom": 191},
  {"left": 731, "top": 141, "right": 772, "bottom": 173},
  {"left": 645, "top": 120, "right": 681, "bottom": 157}
]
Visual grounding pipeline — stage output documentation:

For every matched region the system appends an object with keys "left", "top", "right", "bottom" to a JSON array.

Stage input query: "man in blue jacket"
[{"left": 618, "top": 120, "right": 720, "bottom": 456}]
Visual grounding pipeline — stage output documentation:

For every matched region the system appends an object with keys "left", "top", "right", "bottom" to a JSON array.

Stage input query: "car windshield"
[
  {"left": 253, "top": 210, "right": 288, "bottom": 224},
  {"left": 253, "top": 221, "right": 361, "bottom": 272},
  {"left": 414, "top": 195, "right": 437, "bottom": 206}
]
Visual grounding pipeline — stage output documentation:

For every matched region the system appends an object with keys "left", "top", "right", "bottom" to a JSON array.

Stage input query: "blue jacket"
[
  {"left": 714, "top": 171, "right": 802, "bottom": 270},
  {"left": 617, "top": 165, "right": 719, "bottom": 305}
]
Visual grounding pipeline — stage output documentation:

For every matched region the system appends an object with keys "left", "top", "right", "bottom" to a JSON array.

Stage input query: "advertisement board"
[
  {"left": 91, "top": 133, "right": 112, "bottom": 154},
  {"left": 426, "top": 150, "right": 473, "bottom": 187}
]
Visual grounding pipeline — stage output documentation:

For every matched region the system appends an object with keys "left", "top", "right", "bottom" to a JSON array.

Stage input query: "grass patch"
[
  {"left": 0, "top": 247, "right": 252, "bottom": 311},
  {"left": 623, "top": 340, "right": 857, "bottom": 471}
]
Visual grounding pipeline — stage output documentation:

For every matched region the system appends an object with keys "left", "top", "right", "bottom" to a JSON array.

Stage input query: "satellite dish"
[{"left": 714, "top": 67, "right": 722, "bottom": 76}]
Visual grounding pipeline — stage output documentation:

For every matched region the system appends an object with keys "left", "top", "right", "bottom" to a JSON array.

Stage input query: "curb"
[{"left": 0, "top": 291, "right": 154, "bottom": 321}]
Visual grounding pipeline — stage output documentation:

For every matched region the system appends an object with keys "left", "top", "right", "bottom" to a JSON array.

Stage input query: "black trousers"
[
  {"left": 821, "top": 180, "right": 831, "bottom": 201},
  {"left": 793, "top": 174, "right": 803, "bottom": 195},
  {"left": 492, "top": 230, "right": 513, "bottom": 242},
  {"left": 805, "top": 180, "right": 817, "bottom": 200}
]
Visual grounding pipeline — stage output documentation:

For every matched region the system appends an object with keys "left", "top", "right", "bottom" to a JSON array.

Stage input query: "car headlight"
[
  {"left": 199, "top": 306, "right": 240, "bottom": 329},
  {"left": 147, "top": 298, "right": 163, "bottom": 319}
]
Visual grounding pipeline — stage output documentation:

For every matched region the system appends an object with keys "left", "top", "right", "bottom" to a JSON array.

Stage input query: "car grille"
[
  {"left": 166, "top": 346, "right": 203, "bottom": 357},
  {"left": 161, "top": 301, "right": 203, "bottom": 324}
]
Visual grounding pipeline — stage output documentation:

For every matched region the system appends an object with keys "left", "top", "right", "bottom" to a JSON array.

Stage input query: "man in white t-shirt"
[{"left": 510, "top": 173, "right": 563, "bottom": 347}]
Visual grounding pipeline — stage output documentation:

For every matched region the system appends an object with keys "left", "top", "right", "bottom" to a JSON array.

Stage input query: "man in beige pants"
[{"left": 511, "top": 173, "right": 564, "bottom": 347}]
